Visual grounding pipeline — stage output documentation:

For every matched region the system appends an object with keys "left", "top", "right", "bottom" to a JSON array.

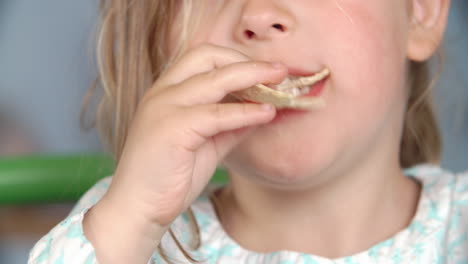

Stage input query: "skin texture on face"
[
  {"left": 166, "top": 0, "right": 450, "bottom": 257},
  {"left": 176, "top": 0, "right": 411, "bottom": 188}
]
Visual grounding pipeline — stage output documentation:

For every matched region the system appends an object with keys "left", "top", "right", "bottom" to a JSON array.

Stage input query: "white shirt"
[{"left": 29, "top": 164, "right": 468, "bottom": 263}]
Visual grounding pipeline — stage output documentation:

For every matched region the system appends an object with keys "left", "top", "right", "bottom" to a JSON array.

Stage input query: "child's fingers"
[
  {"left": 176, "top": 103, "right": 276, "bottom": 151},
  {"left": 163, "top": 61, "right": 286, "bottom": 106},
  {"left": 157, "top": 44, "right": 251, "bottom": 87}
]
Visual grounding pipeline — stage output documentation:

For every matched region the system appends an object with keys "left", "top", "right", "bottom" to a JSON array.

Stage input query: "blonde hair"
[{"left": 82, "top": 0, "right": 443, "bottom": 262}]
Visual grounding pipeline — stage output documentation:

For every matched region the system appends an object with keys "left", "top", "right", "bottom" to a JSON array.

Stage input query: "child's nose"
[{"left": 236, "top": 0, "right": 294, "bottom": 42}]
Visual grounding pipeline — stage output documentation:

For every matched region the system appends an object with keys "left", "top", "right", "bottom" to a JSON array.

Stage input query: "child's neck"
[{"left": 213, "top": 162, "right": 421, "bottom": 259}]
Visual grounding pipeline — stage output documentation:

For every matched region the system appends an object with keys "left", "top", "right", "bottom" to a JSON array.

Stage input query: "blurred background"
[
  {"left": 0, "top": 1, "right": 101, "bottom": 263},
  {"left": 0, "top": 0, "right": 467, "bottom": 263}
]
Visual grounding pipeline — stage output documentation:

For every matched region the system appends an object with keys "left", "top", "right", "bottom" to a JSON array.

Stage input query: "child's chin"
[
  {"left": 225, "top": 152, "right": 333, "bottom": 190},
  {"left": 254, "top": 162, "right": 329, "bottom": 189},
  {"left": 223, "top": 130, "right": 339, "bottom": 188}
]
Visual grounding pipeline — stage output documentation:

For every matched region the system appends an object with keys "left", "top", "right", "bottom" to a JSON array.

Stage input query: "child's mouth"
[
  {"left": 271, "top": 76, "right": 329, "bottom": 123},
  {"left": 230, "top": 67, "right": 330, "bottom": 110},
  {"left": 268, "top": 68, "right": 330, "bottom": 98}
]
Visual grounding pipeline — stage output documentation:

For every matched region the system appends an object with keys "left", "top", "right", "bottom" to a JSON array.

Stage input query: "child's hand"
[
  {"left": 109, "top": 44, "right": 286, "bottom": 226},
  {"left": 84, "top": 44, "right": 287, "bottom": 263},
  {"left": 86, "top": 42, "right": 287, "bottom": 238}
]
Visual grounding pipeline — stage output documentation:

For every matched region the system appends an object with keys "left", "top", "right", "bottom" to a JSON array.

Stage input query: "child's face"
[{"left": 171, "top": 0, "right": 432, "bottom": 187}]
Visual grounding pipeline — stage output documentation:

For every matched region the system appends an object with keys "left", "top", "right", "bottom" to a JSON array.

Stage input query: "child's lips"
[
  {"left": 286, "top": 67, "right": 323, "bottom": 77},
  {"left": 228, "top": 64, "right": 330, "bottom": 110},
  {"left": 270, "top": 77, "right": 328, "bottom": 123},
  {"left": 267, "top": 66, "right": 329, "bottom": 94}
]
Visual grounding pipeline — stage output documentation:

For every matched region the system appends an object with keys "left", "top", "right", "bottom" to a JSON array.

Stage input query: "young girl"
[{"left": 29, "top": 0, "right": 467, "bottom": 263}]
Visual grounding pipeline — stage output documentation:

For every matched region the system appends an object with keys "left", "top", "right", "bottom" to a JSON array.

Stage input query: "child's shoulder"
[
  {"left": 69, "top": 176, "right": 113, "bottom": 215},
  {"left": 405, "top": 164, "right": 468, "bottom": 235},
  {"left": 405, "top": 163, "right": 468, "bottom": 201},
  {"left": 390, "top": 164, "right": 468, "bottom": 262}
]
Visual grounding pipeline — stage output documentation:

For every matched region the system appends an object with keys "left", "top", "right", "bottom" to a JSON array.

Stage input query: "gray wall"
[
  {"left": 435, "top": 0, "right": 468, "bottom": 172},
  {"left": 0, "top": 0, "right": 101, "bottom": 153},
  {"left": 0, "top": 0, "right": 467, "bottom": 170}
]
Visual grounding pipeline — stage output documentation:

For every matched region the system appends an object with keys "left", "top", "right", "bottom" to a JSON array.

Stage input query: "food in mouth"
[{"left": 231, "top": 68, "right": 330, "bottom": 110}]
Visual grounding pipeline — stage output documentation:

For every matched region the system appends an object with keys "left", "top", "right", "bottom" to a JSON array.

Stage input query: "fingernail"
[
  {"left": 271, "top": 62, "right": 284, "bottom": 69},
  {"left": 261, "top": 104, "right": 275, "bottom": 111}
]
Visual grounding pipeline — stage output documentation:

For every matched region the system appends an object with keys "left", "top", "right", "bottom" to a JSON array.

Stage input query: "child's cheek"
[
  {"left": 314, "top": 2, "right": 409, "bottom": 165},
  {"left": 322, "top": 2, "right": 409, "bottom": 109}
]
